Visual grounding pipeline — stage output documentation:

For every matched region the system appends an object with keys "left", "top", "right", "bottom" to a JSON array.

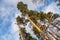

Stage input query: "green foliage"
[
  {"left": 38, "top": 11, "right": 45, "bottom": 21},
  {"left": 20, "top": 28, "right": 37, "bottom": 40},
  {"left": 28, "top": 10, "right": 37, "bottom": 16},
  {"left": 25, "top": 33, "right": 37, "bottom": 40},
  {"left": 30, "top": 16, "right": 37, "bottom": 24},
  {"left": 33, "top": 27, "right": 41, "bottom": 38},
  {"left": 56, "top": 0, "right": 60, "bottom": 9},
  {"left": 17, "top": 2, "right": 28, "bottom": 16},
  {"left": 16, "top": 16, "right": 23, "bottom": 24},
  {"left": 17, "top": 2, "right": 27, "bottom": 10},
  {"left": 28, "top": 10, "right": 39, "bottom": 20},
  {"left": 17, "top": 2, "right": 56, "bottom": 23},
  {"left": 46, "top": 12, "right": 52, "bottom": 18},
  {"left": 17, "top": 1, "right": 60, "bottom": 40},
  {"left": 52, "top": 13, "right": 60, "bottom": 20},
  {"left": 44, "top": 12, "right": 53, "bottom": 23}
]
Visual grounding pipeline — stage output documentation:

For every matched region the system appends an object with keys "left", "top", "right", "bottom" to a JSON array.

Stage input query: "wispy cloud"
[
  {"left": 21, "top": 0, "right": 40, "bottom": 10},
  {"left": 43, "top": 2, "right": 60, "bottom": 14},
  {"left": 20, "top": 0, "right": 47, "bottom": 11},
  {"left": 0, "top": 0, "right": 20, "bottom": 40}
]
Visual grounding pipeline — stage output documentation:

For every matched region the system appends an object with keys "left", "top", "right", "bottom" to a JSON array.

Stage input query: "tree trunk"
[{"left": 27, "top": 17, "right": 50, "bottom": 40}]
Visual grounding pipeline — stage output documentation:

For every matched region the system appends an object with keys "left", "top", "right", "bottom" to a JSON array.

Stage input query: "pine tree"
[
  {"left": 55, "top": 0, "right": 60, "bottom": 9},
  {"left": 16, "top": 1, "right": 60, "bottom": 40}
]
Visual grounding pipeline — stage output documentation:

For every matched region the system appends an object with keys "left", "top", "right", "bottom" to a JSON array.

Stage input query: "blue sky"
[
  {"left": 0, "top": 0, "right": 19, "bottom": 40},
  {"left": 0, "top": 0, "right": 60, "bottom": 40},
  {"left": 37, "top": 0, "right": 55, "bottom": 11}
]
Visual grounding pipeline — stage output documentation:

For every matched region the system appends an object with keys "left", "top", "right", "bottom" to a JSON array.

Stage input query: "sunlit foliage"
[{"left": 16, "top": 1, "right": 60, "bottom": 40}]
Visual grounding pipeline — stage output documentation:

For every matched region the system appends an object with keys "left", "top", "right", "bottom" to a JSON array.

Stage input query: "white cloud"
[
  {"left": 0, "top": 0, "right": 20, "bottom": 40},
  {"left": 10, "top": 18, "right": 20, "bottom": 40},
  {"left": 15, "top": 11, "right": 22, "bottom": 18},
  {"left": 3, "top": 0, "right": 20, "bottom": 6},
  {"left": 20, "top": 0, "right": 39, "bottom": 10},
  {"left": 0, "top": 31, "right": 20, "bottom": 40},
  {"left": 21, "top": 0, "right": 37, "bottom": 10},
  {"left": 43, "top": 2, "right": 60, "bottom": 14},
  {"left": 0, "top": 10, "right": 20, "bottom": 40},
  {"left": 20, "top": 0, "right": 45, "bottom": 10},
  {"left": 25, "top": 22, "right": 38, "bottom": 39},
  {"left": 32, "top": 0, "right": 45, "bottom": 6}
]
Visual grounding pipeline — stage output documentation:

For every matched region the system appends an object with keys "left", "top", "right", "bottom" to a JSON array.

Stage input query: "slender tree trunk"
[
  {"left": 27, "top": 17, "right": 50, "bottom": 40},
  {"left": 18, "top": 25, "right": 25, "bottom": 40},
  {"left": 47, "top": 31, "right": 59, "bottom": 40},
  {"left": 36, "top": 20, "right": 59, "bottom": 40},
  {"left": 50, "top": 23, "right": 60, "bottom": 30}
]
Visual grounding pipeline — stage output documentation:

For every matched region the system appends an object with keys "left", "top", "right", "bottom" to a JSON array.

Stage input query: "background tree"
[
  {"left": 17, "top": 1, "right": 60, "bottom": 40},
  {"left": 55, "top": 0, "right": 60, "bottom": 9},
  {"left": 52, "top": 13, "right": 60, "bottom": 20},
  {"left": 44, "top": 12, "right": 53, "bottom": 23}
]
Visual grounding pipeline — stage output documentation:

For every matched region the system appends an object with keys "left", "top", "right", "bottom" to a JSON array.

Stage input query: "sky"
[{"left": 0, "top": 0, "right": 60, "bottom": 40}]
